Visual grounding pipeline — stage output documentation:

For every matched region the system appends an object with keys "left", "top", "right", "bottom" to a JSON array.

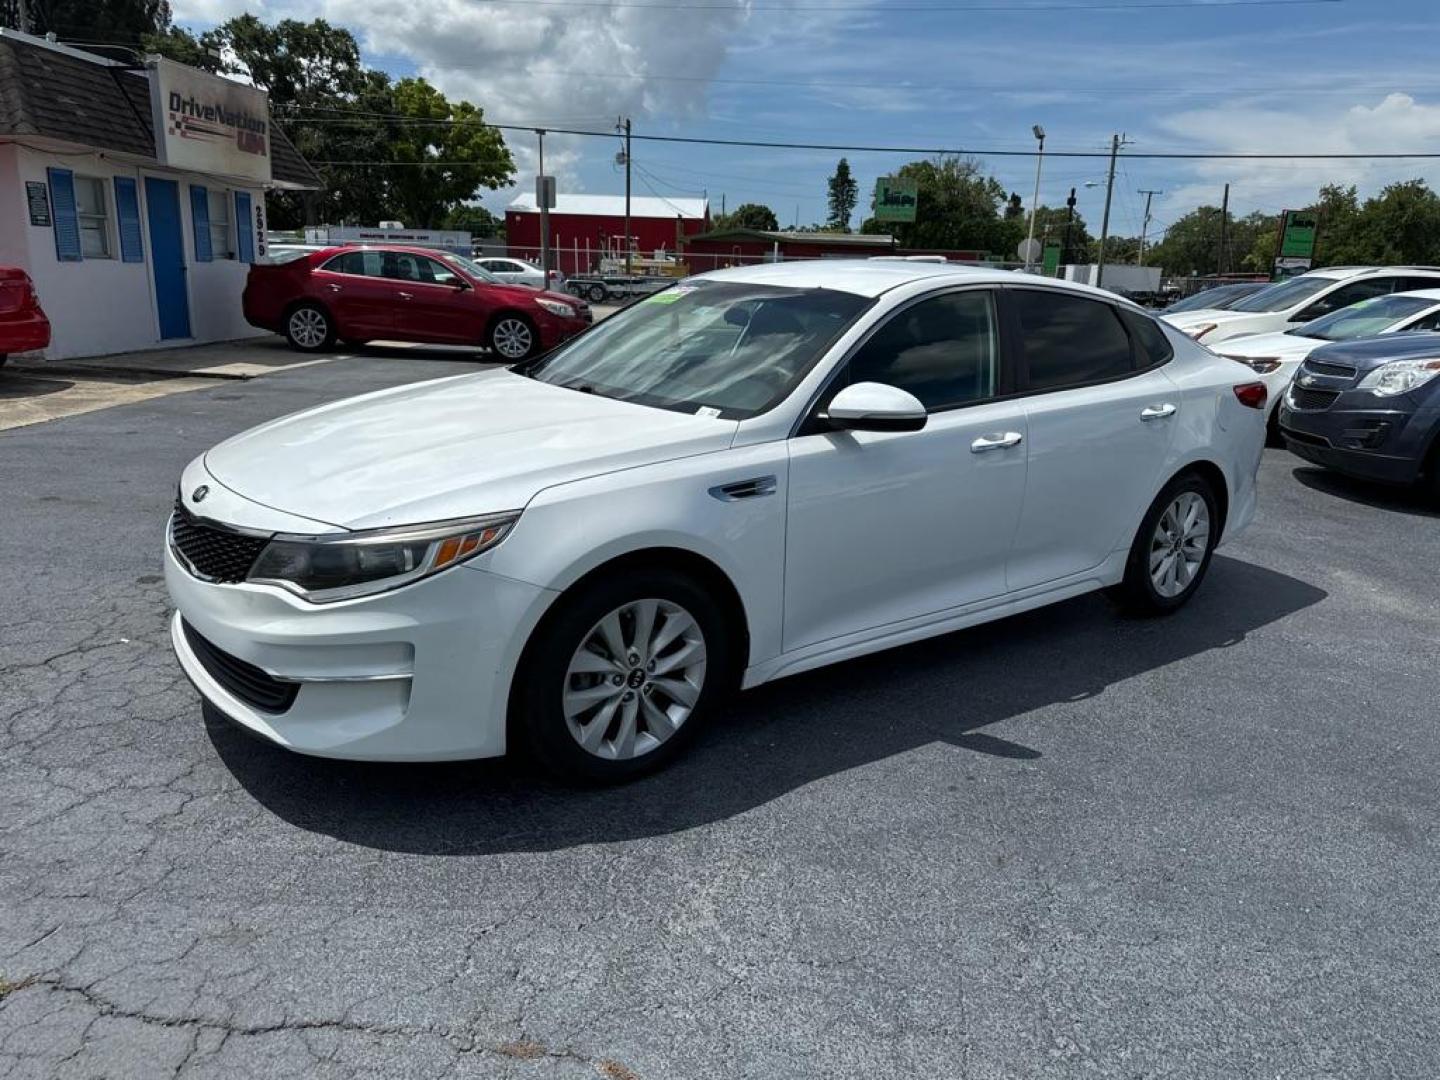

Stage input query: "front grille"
[
  {"left": 170, "top": 502, "right": 270, "bottom": 583},
  {"left": 182, "top": 620, "right": 298, "bottom": 713},
  {"left": 1288, "top": 386, "right": 1341, "bottom": 411},
  {"left": 1304, "top": 359, "right": 1358, "bottom": 379}
]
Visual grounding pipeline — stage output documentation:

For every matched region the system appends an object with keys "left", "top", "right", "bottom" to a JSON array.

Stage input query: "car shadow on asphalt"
[
  {"left": 1292, "top": 466, "right": 1440, "bottom": 519},
  {"left": 207, "top": 554, "right": 1326, "bottom": 854}
]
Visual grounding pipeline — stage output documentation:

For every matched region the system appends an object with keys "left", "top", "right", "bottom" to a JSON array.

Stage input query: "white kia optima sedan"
[{"left": 167, "top": 262, "right": 1267, "bottom": 781}]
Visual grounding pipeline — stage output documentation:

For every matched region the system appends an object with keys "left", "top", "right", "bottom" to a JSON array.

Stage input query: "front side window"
[
  {"left": 1014, "top": 290, "right": 1134, "bottom": 390},
  {"left": 516, "top": 280, "right": 871, "bottom": 419},
  {"left": 74, "top": 175, "right": 111, "bottom": 258},
  {"left": 207, "top": 190, "right": 233, "bottom": 259},
  {"left": 844, "top": 290, "right": 998, "bottom": 410},
  {"left": 440, "top": 253, "right": 499, "bottom": 283},
  {"left": 1228, "top": 275, "right": 1333, "bottom": 313}
]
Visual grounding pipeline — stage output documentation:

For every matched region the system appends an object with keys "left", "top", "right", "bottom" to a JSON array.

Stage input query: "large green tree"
[
  {"left": 2, "top": 0, "right": 171, "bottom": 50},
  {"left": 714, "top": 203, "right": 780, "bottom": 232},
  {"left": 825, "top": 158, "right": 858, "bottom": 232},
  {"left": 858, "top": 156, "right": 1018, "bottom": 254}
]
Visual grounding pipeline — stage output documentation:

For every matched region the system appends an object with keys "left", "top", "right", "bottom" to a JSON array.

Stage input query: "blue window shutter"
[
  {"left": 48, "top": 167, "right": 82, "bottom": 262},
  {"left": 113, "top": 177, "right": 144, "bottom": 263},
  {"left": 235, "top": 191, "right": 255, "bottom": 263},
  {"left": 190, "top": 184, "right": 212, "bottom": 262}
]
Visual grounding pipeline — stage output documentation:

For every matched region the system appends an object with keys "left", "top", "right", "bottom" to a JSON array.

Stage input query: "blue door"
[{"left": 144, "top": 177, "right": 191, "bottom": 339}]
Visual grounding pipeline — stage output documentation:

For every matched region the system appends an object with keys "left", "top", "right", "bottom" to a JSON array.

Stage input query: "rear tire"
[
  {"left": 1107, "top": 472, "right": 1220, "bottom": 615},
  {"left": 587, "top": 283, "right": 607, "bottom": 303},
  {"left": 284, "top": 303, "right": 335, "bottom": 352},
  {"left": 513, "top": 568, "right": 736, "bottom": 783}
]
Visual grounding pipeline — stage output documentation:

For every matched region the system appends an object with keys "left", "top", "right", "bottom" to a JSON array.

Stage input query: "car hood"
[
  {"left": 1162, "top": 308, "right": 1284, "bottom": 343},
  {"left": 1210, "top": 331, "right": 1319, "bottom": 361},
  {"left": 203, "top": 369, "right": 738, "bottom": 530},
  {"left": 1306, "top": 331, "right": 1440, "bottom": 374}
]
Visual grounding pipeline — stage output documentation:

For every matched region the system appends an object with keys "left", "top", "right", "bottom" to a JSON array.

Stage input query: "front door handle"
[
  {"left": 1140, "top": 403, "right": 1177, "bottom": 421},
  {"left": 397, "top": 291, "right": 414, "bottom": 300},
  {"left": 326, "top": 283, "right": 342, "bottom": 292},
  {"left": 971, "top": 431, "right": 1023, "bottom": 453}
]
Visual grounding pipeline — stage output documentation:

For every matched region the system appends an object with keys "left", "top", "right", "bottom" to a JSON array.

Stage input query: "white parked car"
[
  {"left": 1163, "top": 267, "right": 1440, "bottom": 345},
  {"left": 474, "top": 256, "right": 563, "bottom": 290},
  {"left": 166, "top": 262, "right": 1267, "bottom": 780},
  {"left": 1214, "top": 289, "right": 1440, "bottom": 433}
]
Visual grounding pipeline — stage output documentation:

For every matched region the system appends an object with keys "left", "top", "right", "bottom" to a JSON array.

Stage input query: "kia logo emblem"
[{"left": 192, "top": 485, "right": 209, "bottom": 503}]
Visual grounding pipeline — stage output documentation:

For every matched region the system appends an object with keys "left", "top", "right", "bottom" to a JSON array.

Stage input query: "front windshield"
[
  {"left": 441, "top": 253, "right": 500, "bottom": 284},
  {"left": 515, "top": 280, "right": 872, "bottom": 420},
  {"left": 1228, "top": 275, "right": 1333, "bottom": 313},
  {"left": 1291, "top": 294, "right": 1436, "bottom": 341},
  {"left": 1167, "top": 283, "right": 1254, "bottom": 313}
]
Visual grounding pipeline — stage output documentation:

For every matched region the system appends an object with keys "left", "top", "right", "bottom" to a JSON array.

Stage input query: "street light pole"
[
  {"left": 617, "top": 117, "right": 632, "bottom": 276},
  {"left": 536, "top": 129, "right": 549, "bottom": 282},
  {"left": 1025, "top": 124, "right": 1046, "bottom": 271}
]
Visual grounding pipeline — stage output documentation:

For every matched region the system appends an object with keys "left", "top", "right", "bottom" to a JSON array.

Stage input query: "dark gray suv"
[{"left": 1279, "top": 332, "right": 1440, "bottom": 497}]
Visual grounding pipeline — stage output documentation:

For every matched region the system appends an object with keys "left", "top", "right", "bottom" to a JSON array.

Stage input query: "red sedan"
[
  {"left": 243, "top": 245, "right": 592, "bottom": 360},
  {"left": 0, "top": 267, "right": 51, "bottom": 366}
]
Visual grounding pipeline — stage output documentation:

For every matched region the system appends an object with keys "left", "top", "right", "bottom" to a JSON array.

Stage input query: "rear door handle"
[
  {"left": 971, "top": 431, "right": 1023, "bottom": 453},
  {"left": 326, "top": 283, "right": 342, "bottom": 292},
  {"left": 397, "top": 291, "right": 414, "bottom": 300},
  {"left": 1140, "top": 403, "right": 1177, "bottom": 421}
]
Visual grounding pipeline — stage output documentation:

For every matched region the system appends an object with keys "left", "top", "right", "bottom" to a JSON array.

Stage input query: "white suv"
[{"left": 1163, "top": 267, "right": 1440, "bottom": 345}]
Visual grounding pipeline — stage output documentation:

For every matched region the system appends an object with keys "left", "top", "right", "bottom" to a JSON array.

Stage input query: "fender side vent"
[{"left": 709, "top": 476, "right": 777, "bottom": 502}]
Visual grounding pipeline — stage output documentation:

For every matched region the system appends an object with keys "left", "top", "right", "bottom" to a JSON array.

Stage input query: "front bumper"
[
  {"left": 166, "top": 539, "right": 555, "bottom": 761},
  {"left": 1278, "top": 393, "right": 1432, "bottom": 485}
]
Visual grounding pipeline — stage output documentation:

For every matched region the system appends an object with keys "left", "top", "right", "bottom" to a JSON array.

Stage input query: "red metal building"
[
  {"left": 506, "top": 193, "right": 710, "bottom": 275},
  {"left": 680, "top": 229, "right": 991, "bottom": 273}
]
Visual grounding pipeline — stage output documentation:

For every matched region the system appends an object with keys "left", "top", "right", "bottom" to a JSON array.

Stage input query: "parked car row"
[{"left": 1161, "top": 267, "right": 1440, "bottom": 497}]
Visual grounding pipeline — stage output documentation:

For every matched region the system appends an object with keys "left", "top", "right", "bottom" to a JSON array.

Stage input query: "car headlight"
[
  {"left": 248, "top": 512, "right": 519, "bottom": 603},
  {"left": 1221, "top": 354, "right": 1282, "bottom": 374},
  {"left": 535, "top": 298, "right": 576, "bottom": 318},
  {"left": 1181, "top": 322, "right": 1217, "bottom": 341},
  {"left": 1356, "top": 358, "right": 1440, "bottom": 397}
]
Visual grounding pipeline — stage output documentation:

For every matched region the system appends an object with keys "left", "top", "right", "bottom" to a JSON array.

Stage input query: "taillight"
[{"left": 1233, "top": 382, "right": 1267, "bottom": 409}]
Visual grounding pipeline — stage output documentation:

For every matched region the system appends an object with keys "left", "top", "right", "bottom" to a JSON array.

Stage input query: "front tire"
[
  {"left": 514, "top": 569, "right": 735, "bottom": 782},
  {"left": 1108, "top": 472, "right": 1219, "bottom": 615},
  {"left": 587, "top": 283, "right": 607, "bottom": 303},
  {"left": 284, "top": 303, "right": 335, "bottom": 352},
  {"left": 488, "top": 313, "right": 537, "bottom": 361}
]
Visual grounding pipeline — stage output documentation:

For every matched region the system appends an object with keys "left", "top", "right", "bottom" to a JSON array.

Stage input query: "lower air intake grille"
[
  {"left": 182, "top": 620, "right": 298, "bottom": 713},
  {"left": 1289, "top": 386, "right": 1340, "bottom": 411},
  {"left": 170, "top": 502, "right": 270, "bottom": 583}
]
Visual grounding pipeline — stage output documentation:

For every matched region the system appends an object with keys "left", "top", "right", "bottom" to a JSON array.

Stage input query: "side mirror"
[
  {"left": 824, "top": 381, "right": 928, "bottom": 433},
  {"left": 454, "top": 278, "right": 472, "bottom": 291},
  {"left": 1292, "top": 300, "right": 1331, "bottom": 322}
]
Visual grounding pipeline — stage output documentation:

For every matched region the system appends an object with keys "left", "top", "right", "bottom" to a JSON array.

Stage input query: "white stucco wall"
[{"left": 0, "top": 143, "right": 266, "bottom": 360}]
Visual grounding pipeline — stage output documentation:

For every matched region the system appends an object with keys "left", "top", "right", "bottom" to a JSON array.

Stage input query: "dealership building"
[
  {"left": 505, "top": 193, "right": 710, "bottom": 276},
  {"left": 0, "top": 30, "right": 318, "bottom": 360}
]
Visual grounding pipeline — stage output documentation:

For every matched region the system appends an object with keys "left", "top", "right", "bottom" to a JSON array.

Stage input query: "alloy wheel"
[
  {"left": 1149, "top": 491, "right": 1210, "bottom": 598},
  {"left": 288, "top": 307, "right": 328, "bottom": 349},
  {"left": 563, "top": 598, "right": 708, "bottom": 761},
  {"left": 492, "top": 318, "right": 533, "bottom": 359}
]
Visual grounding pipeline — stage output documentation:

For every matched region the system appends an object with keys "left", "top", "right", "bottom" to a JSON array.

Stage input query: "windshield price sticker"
[{"left": 695, "top": 406, "right": 723, "bottom": 418}]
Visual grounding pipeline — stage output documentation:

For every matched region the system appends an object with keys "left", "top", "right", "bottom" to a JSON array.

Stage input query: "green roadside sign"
[
  {"left": 1043, "top": 242, "right": 1062, "bottom": 276},
  {"left": 1278, "top": 209, "right": 1318, "bottom": 258},
  {"left": 873, "top": 177, "right": 919, "bottom": 223}
]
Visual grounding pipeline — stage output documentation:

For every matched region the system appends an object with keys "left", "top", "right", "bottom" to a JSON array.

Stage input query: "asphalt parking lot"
[{"left": 2, "top": 348, "right": 1438, "bottom": 1079}]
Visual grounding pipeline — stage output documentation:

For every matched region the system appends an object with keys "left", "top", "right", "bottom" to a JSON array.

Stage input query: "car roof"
[{"left": 694, "top": 259, "right": 1130, "bottom": 302}]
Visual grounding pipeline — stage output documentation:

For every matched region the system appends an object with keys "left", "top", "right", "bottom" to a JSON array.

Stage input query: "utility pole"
[
  {"left": 1096, "top": 133, "right": 1130, "bottom": 291},
  {"left": 1137, "top": 188, "right": 1162, "bottom": 265},
  {"left": 16, "top": 0, "right": 31, "bottom": 33},
  {"left": 1218, "top": 182, "right": 1230, "bottom": 276},
  {"left": 536, "top": 129, "right": 549, "bottom": 282},
  {"left": 615, "top": 117, "right": 632, "bottom": 275}
]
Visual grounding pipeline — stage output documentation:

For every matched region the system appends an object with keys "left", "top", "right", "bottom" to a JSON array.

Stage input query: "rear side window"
[
  {"left": 1013, "top": 290, "right": 1134, "bottom": 391},
  {"left": 323, "top": 250, "right": 381, "bottom": 276},
  {"left": 1119, "top": 307, "right": 1174, "bottom": 368}
]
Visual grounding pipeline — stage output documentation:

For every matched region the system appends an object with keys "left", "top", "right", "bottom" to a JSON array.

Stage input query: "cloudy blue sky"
[{"left": 173, "top": 0, "right": 1440, "bottom": 238}]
